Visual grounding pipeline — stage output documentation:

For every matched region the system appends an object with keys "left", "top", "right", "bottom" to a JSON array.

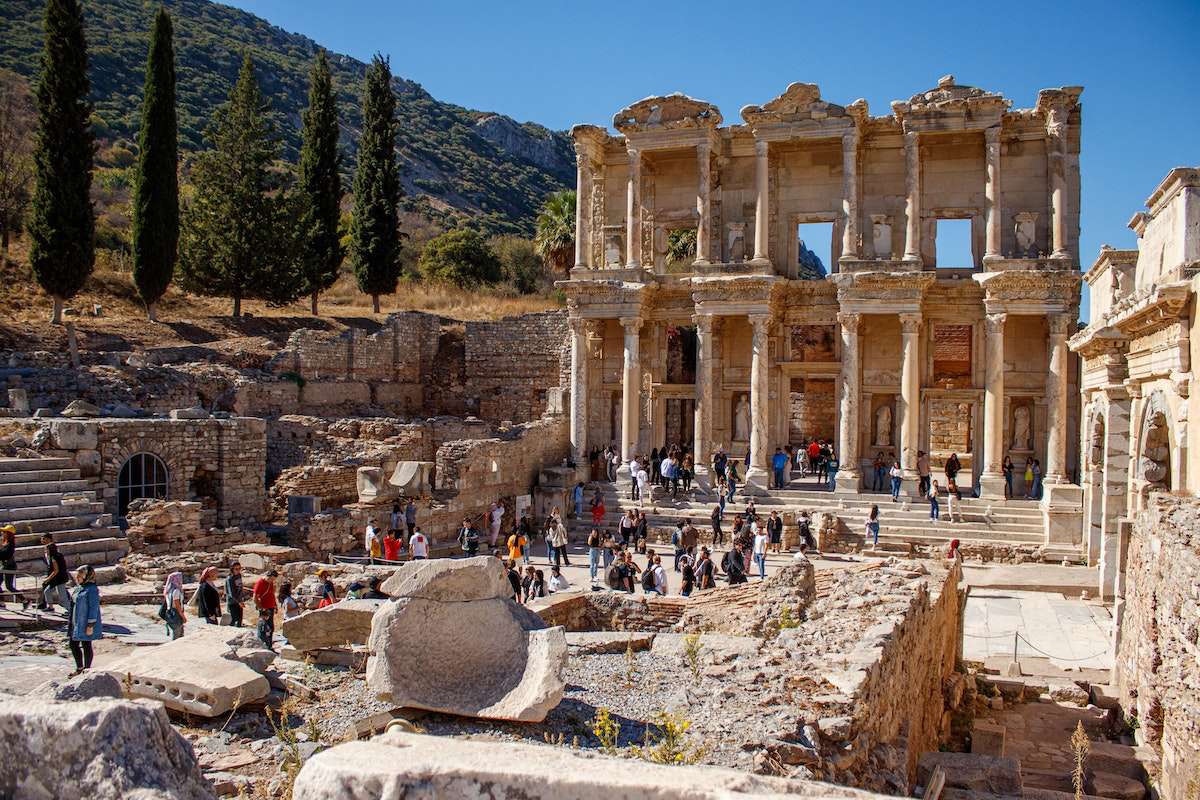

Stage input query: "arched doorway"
[{"left": 117, "top": 452, "right": 169, "bottom": 523}]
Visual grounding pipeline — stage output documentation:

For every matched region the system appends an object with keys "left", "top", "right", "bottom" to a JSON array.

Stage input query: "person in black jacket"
[
  {"left": 197, "top": 566, "right": 221, "bottom": 624},
  {"left": 224, "top": 562, "right": 245, "bottom": 627},
  {"left": 722, "top": 545, "right": 747, "bottom": 585},
  {"left": 0, "top": 525, "right": 17, "bottom": 596}
]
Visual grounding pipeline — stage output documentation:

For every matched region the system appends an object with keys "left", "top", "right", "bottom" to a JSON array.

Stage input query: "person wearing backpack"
[
  {"left": 695, "top": 547, "right": 716, "bottom": 590},
  {"left": 458, "top": 518, "right": 480, "bottom": 557},
  {"left": 160, "top": 572, "right": 186, "bottom": 640},
  {"left": 722, "top": 545, "right": 747, "bottom": 584},
  {"left": 670, "top": 522, "right": 685, "bottom": 572}
]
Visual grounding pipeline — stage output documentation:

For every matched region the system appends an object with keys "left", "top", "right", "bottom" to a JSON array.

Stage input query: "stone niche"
[
  {"left": 602, "top": 227, "right": 624, "bottom": 267},
  {"left": 868, "top": 395, "right": 897, "bottom": 452},
  {"left": 870, "top": 214, "right": 893, "bottom": 259},
  {"left": 725, "top": 222, "right": 746, "bottom": 263},
  {"left": 929, "top": 398, "right": 972, "bottom": 456},
  {"left": 1008, "top": 399, "right": 1034, "bottom": 454},
  {"left": 932, "top": 324, "right": 972, "bottom": 387},
  {"left": 789, "top": 377, "right": 836, "bottom": 444}
]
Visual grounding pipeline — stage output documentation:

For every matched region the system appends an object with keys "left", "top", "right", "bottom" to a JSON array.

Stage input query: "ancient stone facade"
[
  {"left": 1070, "top": 167, "right": 1198, "bottom": 598},
  {"left": 565, "top": 78, "right": 1083, "bottom": 530},
  {"left": 1112, "top": 496, "right": 1200, "bottom": 797}
]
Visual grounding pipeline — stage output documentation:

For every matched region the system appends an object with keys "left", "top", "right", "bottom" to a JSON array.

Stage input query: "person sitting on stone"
[
  {"left": 521, "top": 565, "right": 537, "bottom": 602},
  {"left": 530, "top": 569, "right": 547, "bottom": 599},
  {"left": 278, "top": 581, "right": 301, "bottom": 619},
  {"left": 548, "top": 566, "right": 570, "bottom": 594},
  {"left": 316, "top": 568, "right": 337, "bottom": 608}
]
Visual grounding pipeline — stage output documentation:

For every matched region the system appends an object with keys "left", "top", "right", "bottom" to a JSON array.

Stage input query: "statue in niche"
[
  {"left": 734, "top": 394, "right": 750, "bottom": 442},
  {"left": 875, "top": 404, "right": 893, "bottom": 447},
  {"left": 1012, "top": 405, "right": 1031, "bottom": 451}
]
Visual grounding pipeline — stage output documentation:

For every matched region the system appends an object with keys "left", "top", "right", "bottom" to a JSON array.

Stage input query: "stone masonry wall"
[
  {"left": 1114, "top": 495, "right": 1200, "bottom": 797},
  {"left": 464, "top": 311, "right": 570, "bottom": 423}
]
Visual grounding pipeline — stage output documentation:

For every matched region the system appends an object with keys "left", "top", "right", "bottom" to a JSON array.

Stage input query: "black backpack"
[
  {"left": 606, "top": 563, "right": 623, "bottom": 589},
  {"left": 641, "top": 566, "right": 656, "bottom": 591}
]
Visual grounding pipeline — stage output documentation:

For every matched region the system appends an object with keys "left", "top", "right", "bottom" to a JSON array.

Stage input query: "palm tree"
[{"left": 534, "top": 189, "right": 575, "bottom": 274}]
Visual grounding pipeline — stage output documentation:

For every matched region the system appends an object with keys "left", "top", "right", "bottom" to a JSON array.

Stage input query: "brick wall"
[
  {"left": 464, "top": 311, "right": 570, "bottom": 423},
  {"left": 1115, "top": 495, "right": 1200, "bottom": 798}
]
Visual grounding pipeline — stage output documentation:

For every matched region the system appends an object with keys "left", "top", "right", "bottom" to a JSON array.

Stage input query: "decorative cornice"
[
  {"left": 973, "top": 269, "right": 1082, "bottom": 314},
  {"left": 1107, "top": 281, "right": 1191, "bottom": 338},
  {"left": 613, "top": 94, "right": 722, "bottom": 134},
  {"left": 740, "top": 82, "right": 868, "bottom": 130}
]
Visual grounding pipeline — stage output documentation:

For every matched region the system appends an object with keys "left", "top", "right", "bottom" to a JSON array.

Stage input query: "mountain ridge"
[{"left": 0, "top": 0, "right": 574, "bottom": 235}]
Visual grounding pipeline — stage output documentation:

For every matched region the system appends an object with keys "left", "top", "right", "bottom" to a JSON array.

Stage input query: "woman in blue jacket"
[{"left": 68, "top": 565, "right": 102, "bottom": 675}]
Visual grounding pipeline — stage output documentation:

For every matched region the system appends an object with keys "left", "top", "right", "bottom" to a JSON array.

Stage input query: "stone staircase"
[
  {"left": 571, "top": 477, "right": 1083, "bottom": 563},
  {"left": 0, "top": 457, "right": 130, "bottom": 574}
]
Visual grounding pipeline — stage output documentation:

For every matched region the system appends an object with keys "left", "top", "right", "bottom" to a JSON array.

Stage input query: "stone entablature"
[{"left": 571, "top": 75, "right": 1082, "bottom": 278}]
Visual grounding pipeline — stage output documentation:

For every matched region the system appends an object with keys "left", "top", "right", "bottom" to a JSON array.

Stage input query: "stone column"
[
  {"left": 899, "top": 312, "right": 922, "bottom": 494},
  {"left": 694, "top": 142, "right": 712, "bottom": 265},
  {"left": 752, "top": 140, "right": 770, "bottom": 265},
  {"left": 625, "top": 148, "right": 642, "bottom": 268},
  {"left": 743, "top": 313, "right": 772, "bottom": 495},
  {"left": 979, "top": 312, "right": 1008, "bottom": 499},
  {"left": 568, "top": 317, "right": 590, "bottom": 475},
  {"left": 1044, "top": 313, "right": 1071, "bottom": 484},
  {"left": 574, "top": 154, "right": 591, "bottom": 270},
  {"left": 984, "top": 126, "right": 1002, "bottom": 262},
  {"left": 836, "top": 311, "right": 862, "bottom": 492},
  {"left": 617, "top": 317, "right": 642, "bottom": 478},
  {"left": 1047, "top": 108, "right": 1069, "bottom": 259},
  {"left": 840, "top": 130, "right": 860, "bottom": 261},
  {"left": 903, "top": 131, "right": 922, "bottom": 262},
  {"left": 692, "top": 314, "right": 714, "bottom": 493}
]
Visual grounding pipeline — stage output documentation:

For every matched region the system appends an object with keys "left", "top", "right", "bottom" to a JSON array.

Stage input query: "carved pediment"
[
  {"left": 740, "top": 82, "right": 868, "bottom": 127},
  {"left": 613, "top": 94, "right": 722, "bottom": 134},
  {"left": 891, "top": 74, "right": 1011, "bottom": 122}
]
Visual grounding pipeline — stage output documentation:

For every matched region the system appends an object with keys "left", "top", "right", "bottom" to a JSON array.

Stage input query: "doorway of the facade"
[
  {"left": 788, "top": 377, "right": 836, "bottom": 445},
  {"left": 664, "top": 398, "right": 695, "bottom": 451}
]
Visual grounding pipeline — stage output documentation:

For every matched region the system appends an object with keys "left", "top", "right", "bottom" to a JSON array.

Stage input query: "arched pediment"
[{"left": 612, "top": 94, "right": 722, "bottom": 134}]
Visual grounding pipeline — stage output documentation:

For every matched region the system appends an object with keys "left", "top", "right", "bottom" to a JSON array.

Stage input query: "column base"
[
  {"left": 743, "top": 466, "right": 771, "bottom": 496},
  {"left": 1043, "top": 473, "right": 1068, "bottom": 486},
  {"left": 748, "top": 256, "right": 770, "bottom": 267},
  {"left": 691, "top": 465, "right": 712, "bottom": 497},
  {"left": 834, "top": 471, "right": 861, "bottom": 493},
  {"left": 900, "top": 474, "right": 924, "bottom": 498},
  {"left": 616, "top": 464, "right": 632, "bottom": 483},
  {"left": 978, "top": 472, "right": 1007, "bottom": 500}
]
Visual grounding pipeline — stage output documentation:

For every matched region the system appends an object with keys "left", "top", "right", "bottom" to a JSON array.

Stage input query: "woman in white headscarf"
[{"left": 161, "top": 571, "right": 187, "bottom": 640}]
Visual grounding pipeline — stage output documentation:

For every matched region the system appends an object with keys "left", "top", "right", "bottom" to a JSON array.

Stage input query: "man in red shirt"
[{"left": 252, "top": 569, "right": 278, "bottom": 651}]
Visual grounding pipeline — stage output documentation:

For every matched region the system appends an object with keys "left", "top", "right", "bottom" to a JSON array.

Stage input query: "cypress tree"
[
  {"left": 131, "top": 6, "right": 178, "bottom": 322},
  {"left": 297, "top": 50, "right": 342, "bottom": 316},
  {"left": 27, "top": 0, "right": 94, "bottom": 324},
  {"left": 178, "top": 54, "right": 300, "bottom": 318},
  {"left": 350, "top": 55, "right": 400, "bottom": 314}
]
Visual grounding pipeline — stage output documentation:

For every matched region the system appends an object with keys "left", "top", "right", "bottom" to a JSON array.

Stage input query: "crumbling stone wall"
[
  {"left": 463, "top": 311, "right": 570, "bottom": 422},
  {"left": 1114, "top": 495, "right": 1200, "bottom": 797},
  {"left": 124, "top": 499, "right": 267, "bottom": 555}
]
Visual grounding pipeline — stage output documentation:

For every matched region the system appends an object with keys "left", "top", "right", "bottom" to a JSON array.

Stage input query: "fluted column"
[
  {"left": 836, "top": 311, "right": 862, "bottom": 492},
  {"left": 980, "top": 312, "right": 1008, "bottom": 499},
  {"left": 574, "top": 154, "right": 591, "bottom": 269},
  {"left": 840, "top": 130, "right": 860, "bottom": 262},
  {"left": 619, "top": 317, "right": 642, "bottom": 470},
  {"left": 743, "top": 313, "right": 772, "bottom": 495},
  {"left": 899, "top": 312, "right": 922, "bottom": 492},
  {"left": 568, "top": 317, "right": 590, "bottom": 472},
  {"left": 1045, "top": 313, "right": 1071, "bottom": 484},
  {"left": 692, "top": 314, "right": 714, "bottom": 493},
  {"left": 695, "top": 142, "right": 712, "bottom": 265},
  {"left": 984, "top": 126, "right": 1002, "bottom": 262},
  {"left": 1047, "top": 108, "right": 1069, "bottom": 259},
  {"left": 752, "top": 139, "right": 770, "bottom": 265},
  {"left": 625, "top": 148, "right": 642, "bottom": 268},
  {"left": 903, "top": 131, "right": 922, "bottom": 262}
]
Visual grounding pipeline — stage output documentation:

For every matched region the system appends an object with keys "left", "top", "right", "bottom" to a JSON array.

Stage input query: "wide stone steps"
[
  {"left": 0, "top": 502, "right": 107, "bottom": 524},
  {"left": 0, "top": 479, "right": 93, "bottom": 498},
  {"left": 0, "top": 457, "right": 75, "bottom": 473},
  {"left": 11, "top": 512, "right": 112, "bottom": 535},
  {"left": 0, "top": 489, "right": 100, "bottom": 510},
  {"left": 0, "top": 467, "right": 83, "bottom": 483},
  {"left": 14, "top": 534, "right": 130, "bottom": 571}
]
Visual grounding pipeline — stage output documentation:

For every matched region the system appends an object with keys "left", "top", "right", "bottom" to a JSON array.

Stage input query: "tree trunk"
[
  {"left": 0, "top": 225, "right": 9, "bottom": 262},
  {"left": 311, "top": 291, "right": 319, "bottom": 316},
  {"left": 147, "top": 301, "right": 158, "bottom": 322},
  {"left": 232, "top": 295, "right": 241, "bottom": 319},
  {"left": 51, "top": 295, "right": 63, "bottom": 324},
  {"left": 372, "top": 293, "right": 380, "bottom": 314}
]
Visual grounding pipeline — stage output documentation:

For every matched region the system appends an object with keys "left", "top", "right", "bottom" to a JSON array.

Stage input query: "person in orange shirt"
[{"left": 507, "top": 527, "right": 526, "bottom": 563}]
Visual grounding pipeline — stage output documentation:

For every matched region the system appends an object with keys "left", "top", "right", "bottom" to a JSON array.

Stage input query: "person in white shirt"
[
  {"left": 635, "top": 465, "right": 649, "bottom": 507},
  {"left": 548, "top": 566, "right": 570, "bottom": 593},
  {"left": 365, "top": 522, "right": 381, "bottom": 563},
  {"left": 488, "top": 501, "right": 504, "bottom": 547},
  {"left": 409, "top": 528, "right": 428, "bottom": 560},
  {"left": 651, "top": 555, "right": 668, "bottom": 595},
  {"left": 752, "top": 529, "right": 769, "bottom": 579},
  {"left": 629, "top": 458, "right": 641, "bottom": 500}
]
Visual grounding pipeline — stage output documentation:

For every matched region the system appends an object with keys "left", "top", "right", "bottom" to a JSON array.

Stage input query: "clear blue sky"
[{"left": 229, "top": 0, "right": 1198, "bottom": 278}]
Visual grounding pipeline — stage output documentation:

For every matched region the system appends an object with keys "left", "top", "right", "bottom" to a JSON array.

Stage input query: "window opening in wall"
[
  {"left": 666, "top": 325, "right": 697, "bottom": 384},
  {"left": 117, "top": 452, "right": 168, "bottom": 524},
  {"left": 934, "top": 218, "right": 973, "bottom": 268},
  {"left": 665, "top": 228, "right": 697, "bottom": 272},
  {"left": 796, "top": 223, "right": 832, "bottom": 279}
]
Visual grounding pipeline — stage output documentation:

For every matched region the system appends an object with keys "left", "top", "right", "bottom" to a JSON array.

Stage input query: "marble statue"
[
  {"left": 734, "top": 394, "right": 750, "bottom": 441},
  {"left": 875, "top": 405, "right": 892, "bottom": 447},
  {"left": 1012, "top": 405, "right": 1031, "bottom": 450}
]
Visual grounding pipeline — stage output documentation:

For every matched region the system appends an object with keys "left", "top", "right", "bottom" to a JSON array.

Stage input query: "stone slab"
[
  {"left": 566, "top": 630, "right": 654, "bottom": 655},
  {"left": 917, "top": 752, "right": 1023, "bottom": 796},
  {"left": 280, "top": 599, "right": 385, "bottom": 652},
  {"left": 970, "top": 720, "right": 1006, "bottom": 756},
  {"left": 379, "top": 555, "right": 510, "bottom": 601}
]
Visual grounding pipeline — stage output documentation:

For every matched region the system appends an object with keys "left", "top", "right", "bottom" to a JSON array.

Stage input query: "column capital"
[
  {"left": 984, "top": 312, "right": 1008, "bottom": 335},
  {"left": 755, "top": 139, "right": 768, "bottom": 157},
  {"left": 748, "top": 312, "right": 772, "bottom": 329},
  {"left": 626, "top": 144, "right": 641, "bottom": 160},
  {"left": 899, "top": 312, "right": 923, "bottom": 334},
  {"left": 838, "top": 311, "right": 862, "bottom": 332},
  {"left": 696, "top": 140, "right": 711, "bottom": 158},
  {"left": 842, "top": 129, "right": 859, "bottom": 151},
  {"left": 692, "top": 313, "right": 714, "bottom": 335},
  {"left": 619, "top": 316, "right": 643, "bottom": 335},
  {"left": 984, "top": 125, "right": 1001, "bottom": 145},
  {"left": 904, "top": 130, "right": 920, "bottom": 149},
  {"left": 568, "top": 316, "right": 588, "bottom": 335},
  {"left": 1048, "top": 313, "right": 1073, "bottom": 337}
]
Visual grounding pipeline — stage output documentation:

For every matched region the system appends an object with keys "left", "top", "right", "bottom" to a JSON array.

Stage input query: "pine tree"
[
  {"left": 27, "top": 0, "right": 94, "bottom": 324},
  {"left": 350, "top": 55, "right": 400, "bottom": 314},
  {"left": 131, "top": 6, "right": 178, "bottom": 322},
  {"left": 178, "top": 54, "right": 300, "bottom": 318},
  {"left": 297, "top": 49, "right": 342, "bottom": 316}
]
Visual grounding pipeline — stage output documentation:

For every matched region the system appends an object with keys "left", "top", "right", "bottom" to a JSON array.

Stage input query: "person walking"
[
  {"left": 587, "top": 528, "right": 602, "bottom": 585},
  {"left": 548, "top": 516, "right": 570, "bottom": 567},
  {"left": 752, "top": 525, "right": 769, "bottom": 579},
  {"left": 872, "top": 452, "right": 886, "bottom": 492},
  {"left": 865, "top": 505, "right": 881, "bottom": 548},
  {"left": 162, "top": 571, "right": 186, "bottom": 640},
  {"left": 458, "top": 518, "right": 481, "bottom": 557},
  {"left": 723, "top": 544, "right": 747, "bottom": 584},
  {"left": 0, "top": 526, "right": 17, "bottom": 599},
  {"left": 67, "top": 565, "right": 101, "bottom": 675},
  {"left": 945, "top": 453, "right": 962, "bottom": 500},
  {"left": 767, "top": 510, "right": 783, "bottom": 554},
  {"left": 364, "top": 520, "right": 382, "bottom": 564},
  {"left": 826, "top": 450, "right": 840, "bottom": 491},
  {"left": 726, "top": 460, "right": 739, "bottom": 502},
  {"left": 928, "top": 479, "right": 941, "bottom": 522},
  {"left": 635, "top": 462, "right": 649, "bottom": 507},
  {"left": 772, "top": 448, "right": 788, "bottom": 491},
  {"left": 889, "top": 460, "right": 903, "bottom": 502},
  {"left": 278, "top": 582, "right": 301, "bottom": 620},
  {"left": 680, "top": 553, "right": 695, "bottom": 597},
  {"left": 225, "top": 562, "right": 245, "bottom": 627},
  {"left": 695, "top": 547, "right": 716, "bottom": 590},
  {"left": 196, "top": 566, "right": 221, "bottom": 624},
  {"left": 38, "top": 535, "right": 72, "bottom": 612},
  {"left": 651, "top": 555, "right": 668, "bottom": 596},
  {"left": 409, "top": 527, "right": 429, "bottom": 559},
  {"left": 1002, "top": 456, "right": 1014, "bottom": 500},
  {"left": 488, "top": 501, "right": 504, "bottom": 548},
  {"left": 797, "top": 510, "right": 816, "bottom": 551},
  {"left": 252, "top": 569, "right": 278, "bottom": 651},
  {"left": 917, "top": 451, "right": 931, "bottom": 498},
  {"left": 507, "top": 525, "right": 526, "bottom": 565},
  {"left": 710, "top": 504, "right": 724, "bottom": 547}
]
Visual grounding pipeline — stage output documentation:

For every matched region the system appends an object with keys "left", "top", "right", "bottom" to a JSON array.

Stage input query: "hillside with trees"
[{"left": 0, "top": 0, "right": 574, "bottom": 236}]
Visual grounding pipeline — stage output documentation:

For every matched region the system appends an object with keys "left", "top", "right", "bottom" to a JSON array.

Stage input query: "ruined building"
[{"left": 563, "top": 77, "right": 1084, "bottom": 534}]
